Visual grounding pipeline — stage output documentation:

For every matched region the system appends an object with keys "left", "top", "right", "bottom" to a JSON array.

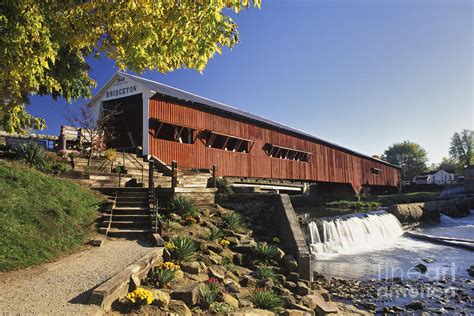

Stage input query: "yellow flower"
[
  {"left": 126, "top": 288, "right": 154, "bottom": 306},
  {"left": 220, "top": 239, "right": 230, "bottom": 247},
  {"left": 164, "top": 241, "right": 176, "bottom": 250}
]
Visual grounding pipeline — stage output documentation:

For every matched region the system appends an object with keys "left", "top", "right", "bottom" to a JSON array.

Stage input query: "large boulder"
[
  {"left": 223, "top": 293, "right": 240, "bottom": 310},
  {"left": 168, "top": 300, "right": 192, "bottom": 316},
  {"left": 170, "top": 282, "right": 199, "bottom": 306},
  {"left": 387, "top": 203, "right": 440, "bottom": 224},
  {"left": 181, "top": 261, "right": 201, "bottom": 274},
  {"left": 151, "top": 289, "right": 170, "bottom": 307}
]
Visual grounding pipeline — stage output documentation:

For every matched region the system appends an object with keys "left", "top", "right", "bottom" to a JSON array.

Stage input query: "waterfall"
[{"left": 307, "top": 211, "right": 404, "bottom": 255}]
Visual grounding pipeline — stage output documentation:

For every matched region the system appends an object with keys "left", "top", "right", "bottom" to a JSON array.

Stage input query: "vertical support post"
[
  {"left": 171, "top": 161, "right": 178, "bottom": 189},
  {"left": 212, "top": 165, "right": 217, "bottom": 188},
  {"left": 148, "top": 161, "right": 154, "bottom": 189}
]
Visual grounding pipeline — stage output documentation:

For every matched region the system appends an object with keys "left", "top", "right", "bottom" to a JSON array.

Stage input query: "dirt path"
[{"left": 0, "top": 238, "right": 154, "bottom": 314}]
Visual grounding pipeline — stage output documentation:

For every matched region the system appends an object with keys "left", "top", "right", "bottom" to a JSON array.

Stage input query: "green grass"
[
  {"left": 0, "top": 160, "right": 102, "bottom": 271},
  {"left": 362, "top": 192, "right": 439, "bottom": 206}
]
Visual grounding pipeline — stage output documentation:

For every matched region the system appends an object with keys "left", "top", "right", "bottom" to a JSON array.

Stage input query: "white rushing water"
[{"left": 307, "top": 211, "right": 404, "bottom": 256}]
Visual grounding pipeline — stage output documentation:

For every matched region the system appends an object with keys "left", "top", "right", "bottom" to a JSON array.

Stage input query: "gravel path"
[{"left": 0, "top": 239, "right": 154, "bottom": 314}]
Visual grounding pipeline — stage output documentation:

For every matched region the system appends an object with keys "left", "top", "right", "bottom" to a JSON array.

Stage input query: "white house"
[{"left": 413, "top": 170, "right": 455, "bottom": 185}]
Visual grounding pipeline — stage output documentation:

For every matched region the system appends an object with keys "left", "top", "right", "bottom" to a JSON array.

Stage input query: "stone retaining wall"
[
  {"left": 388, "top": 196, "right": 474, "bottom": 224},
  {"left": 216, "top": 193, "right": 311, "bottom": 281}
]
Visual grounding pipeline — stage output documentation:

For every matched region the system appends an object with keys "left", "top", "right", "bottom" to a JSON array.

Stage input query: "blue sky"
[{"left": 28, "top": 0, "right": 473, "bottom": 164}]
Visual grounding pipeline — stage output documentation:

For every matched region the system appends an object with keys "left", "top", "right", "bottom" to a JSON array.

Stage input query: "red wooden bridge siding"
[{"left": 148, "top": 96, "right": 399, "bottom": 192}]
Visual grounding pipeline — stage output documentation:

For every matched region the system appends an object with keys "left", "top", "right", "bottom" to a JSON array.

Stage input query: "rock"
[
  {"left": 422, "top": 258, "right": 434, "bottom": 263},
  {"left": 240, "top": 275, "right": 257, "bottom": 287},
  {"left": 467, "top": 265, "right": 474, "bottom": 277},
  {"left": 237, "top": 297, "right": 254, "bottom": 308},
  {"left": 405, "top": 300, "right": 424, "bottom": 310},
  {"left": 225, "top": 279, "right": 241, "bottom": 293},
  {"left": 233, "top": 253, "right": 244, "bottom": 265},
  {"left": 232, "top": 265, "right": 253, "bottom": 278},
  {"left": 223, "top": 293, "right": 240, "bottom": 310},
  {"left": 301, "top": 293, "right": 326, "bottom": 310},
  {"left": 170, "top": 282, "right": 199, "bottom": 306},
  {"left": 227, "top": 236, "right": 240, "bottom": 246},
  {"left": 316, "top": 289, "right": 331, "bottom": 301},
  {"left": 169, "top": 300, "right": 192, "bottom": 316},
  {"left": 284, "top": 281, "right": 297, "bottom": 291},
  {"left": 415, "top": 264, "right": 428, "bottom": 273},
  {"left": 283, "top": 255, "right": 299, "bottom": 272},
  {"left": 129, "top": 274, "right": 141, "bottom": 290},
  {"left": 275, "top": 274, "right": 287, "bottom": 284},
  {"left": 187, "top": 273, "right": 209, "bottom": 282},
  {"left": 208, "top": 250, "right": 223, "bottom": 265},
  {"left": 231, "top": 244, "right": 255, "bottom": 254},
  {"left": 208, "top": 242, "right": 224, "bottom": 254},
  {"left": 163, "top": 249, "right": 172, "bottom": 262},
  {"left": 287, "top": 272, "right": 299, "bottom": 282},
  {"left": 174, "top": 269, "right": 184, "bottom": 281},
  {"left": 281, "top": 309, "right": 313, "bottom": 316},
  {"left": 225, "top": 270, "right": 240, "bottom": 283},
  {"left": 288, "top": 303, "right": 315, "bottom": 315},
  {"left": 276, "top": 248, "right": 285, "bottom": 260},
  {"left": 387, "top": 203, "right": 440, "bottom": 224},
  {"left": 151, "top": 289, "right": 170, "bottom": 307},
  {"left": 209, "top": 265, "right": 227, "bottom": 281},
  {"left": 180, "top": 261, "right": 201, "bottom": 274},
  {"left": 296, "top": 281, "right": 310, "bottom": 296},
  {"left": 258, "top": 278, "right": 274, "bottom": 289},
  {"left": 199, "top": 261, "right": 208, "bottom": 272},
  {"left": 228, "top": 309, "right": 274, "bottom": 316}
]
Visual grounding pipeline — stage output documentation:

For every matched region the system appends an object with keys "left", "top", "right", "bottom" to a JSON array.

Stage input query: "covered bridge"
[{"left": 88, "top": 72, "right": 400, "bottom": 193}]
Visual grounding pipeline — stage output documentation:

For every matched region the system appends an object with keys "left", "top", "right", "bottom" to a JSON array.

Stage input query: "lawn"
[
  {"left": 0, "top": 160, "right": 103, "bottom": 271},
  {"left": 362, "top": 191, "right": 439, "bottom": 206}
]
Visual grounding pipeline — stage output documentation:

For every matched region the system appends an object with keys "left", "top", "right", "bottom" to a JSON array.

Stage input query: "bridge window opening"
[
  {"left": 151, "top": 121, "right": 195, "bottom": 144},
  {"left": 371, "top": 167, "right": 382, "bottom": 175},
  {"left": 205, "top": 131, "right": 252, "bottom": 153},
  {"left": 265, "top": 144, "right": 311, "bottom": 162}
]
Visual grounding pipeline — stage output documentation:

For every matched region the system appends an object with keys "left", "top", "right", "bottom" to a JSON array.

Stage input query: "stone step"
[
  {"left": 109, "top": 221, "right": 150, "bottom": 228},
  {"left": 107, "top": 228, "right": 152, "bottom": 237}
]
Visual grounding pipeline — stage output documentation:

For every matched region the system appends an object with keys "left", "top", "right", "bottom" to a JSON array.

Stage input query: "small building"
[
  {"left": 464, "top": 165, "right": 474, "bottom": 193},
  {"left": 86, "top": 72, "right": 401, "bottom": 194},
  {"left": 413, "top": 169, "right": 455, "bottom": 185}
]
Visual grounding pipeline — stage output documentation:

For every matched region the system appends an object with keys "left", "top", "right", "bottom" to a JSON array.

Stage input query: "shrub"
[
  {"left": 215, "top": 177, "right": 233, "bottom": 194},
  {"left": 126, "top": 288, "right": 154, "bottom": 309},
  {"left": 223, "top": 213, "right": 244, "bottom": 229},
  {"left": 254, "top": 243, "right": 279, "bottom": 264},
  {"left": 103, "top": 148, "right": 117, "bottom": 162},
  {"left": 208, "top": 227, "right": 224, "bottom": 240},
  {"left": 13, "top": 142, "right": 47, "bottom": 169},
  {"left": 248, "top": 289, "right": 283, "bottom": 311},
  {"left": 163, "top": 219, "right": 180, "bottom": 230},
  {"left": 170, "top": 236, "right": 196, "bottom": 261},
  {"left": 209, "top": 302, "right": 234, "bottom": 313},
  {"left": 168, "top": 196, "right": 199, "bottom": 218},
  {"left": 255, "top": 267, "right": 276, "bottom": 281},
  {"left": 199, "top": 279, "right": 221, "bottom": 308},
  {"left": 151, "top": 267, "right": 176, "bottom": 288}
]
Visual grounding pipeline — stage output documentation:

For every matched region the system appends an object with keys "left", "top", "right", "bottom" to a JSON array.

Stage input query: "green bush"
[
  {"left": 168, "top": 196, "right": 199, "bottom": 218},
  {"left": 150, "top": 268, "right": 175, "bottom": 288},
  {"left": 171, "top": 235, "right": 196, "bottom": 261},
  {"left": 215, "top": 177, "right": 233, "bottom": 194},
  {"left": 199, "top": 281, "right": 221, "bottom": 308},
  {"left": 248, "top": 289, "right": 283, "bottom": 311},
  {"left": 223, "top": 213, "right": 244, "bottom": 229},
  {"left": 208, "top": 227, "right": 224, "bottom": 240},
  {"left": 254, "top": 243, "right": 279, "bottom": 264},
  {"left": 255, "top": 267, "right": 276, "bottom": 281},
  {"left": 13, "top": 142, "right": 47, "bottom": 169}
]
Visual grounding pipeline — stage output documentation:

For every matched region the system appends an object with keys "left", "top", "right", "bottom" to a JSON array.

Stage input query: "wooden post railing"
[
  {"left": 212, "top": 164, "right": 217, "bottom": 188},
  {"left": 171, "top": 160, "right": 178, "bottom": 189}
]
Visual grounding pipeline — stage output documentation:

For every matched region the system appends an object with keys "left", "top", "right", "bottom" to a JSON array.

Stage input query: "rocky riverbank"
[
  {"left": 108, "top": 198, "right": 368, "bottom": 315},
  {"left": 312, "top": 272, "right": 474, "bottom": 314}
]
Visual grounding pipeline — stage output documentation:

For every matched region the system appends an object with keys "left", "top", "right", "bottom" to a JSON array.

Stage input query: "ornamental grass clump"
[
  {"left": 208, "top": 226, "right": 224, "bottom": 240},
  {"left": 170, "top": 236, "right": 196, "bottom": 261},
  {"left": 168, "top": 196, "right": 199, "bottom": 218},
  {"left": 150, "top": 261, "right": 180, "bottom": 288},
  {"left": 126, "top": 288, "right": 154, "bottom": 309},
  {"left": 13, "top": 142, "right": 47, "bottom": 169},
  {"left": 223, "top": 212, "right": 244, "bottom": 229},
  {"left": 254, "top": 242, "right": 279, "bottom": 264},
  {"left": 248, "top": 289, "right": 283, "bottom": 311},
  {"left": 255, "top": 266, "right": 276, "bottom": 281},
  {"left": 199, "top": 278, "right": 222, "bottom": 309}
]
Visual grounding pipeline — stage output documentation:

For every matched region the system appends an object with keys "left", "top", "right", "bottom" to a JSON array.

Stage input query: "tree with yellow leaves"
[{"left": 0, "top": 0, "right": 261, "bottom": 133}]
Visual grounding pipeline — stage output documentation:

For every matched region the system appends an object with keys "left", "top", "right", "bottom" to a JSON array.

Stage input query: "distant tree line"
[{"left": 382, "top": 129, "right": 473, "bottom": 183}]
